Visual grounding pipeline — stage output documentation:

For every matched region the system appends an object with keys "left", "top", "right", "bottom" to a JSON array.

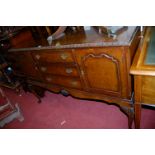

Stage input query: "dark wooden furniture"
[
  {"left": 130, "top": 27, "right": 155, "bottom": 128},
  {"left": 5, "top": 26, "right": 140, "bottom": 128},
  {"left": 0, "top": 40, "right": 20, "bottom": 90}
]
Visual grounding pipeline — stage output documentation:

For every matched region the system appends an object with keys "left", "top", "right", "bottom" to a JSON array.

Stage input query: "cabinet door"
[
  {"left": 75, "top": 47, "right": 128, "bottom": 98},
  {"left": 7, "top": 51, "right": 42, "bottom": 80}
]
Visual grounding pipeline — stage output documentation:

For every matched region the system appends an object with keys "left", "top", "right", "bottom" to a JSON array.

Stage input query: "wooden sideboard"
[
  {"left": 130, "top": 27, "right": 155, "bottom": 128},
  {"left": 5, "top": 26, "right": 140, "bottom": 128}
]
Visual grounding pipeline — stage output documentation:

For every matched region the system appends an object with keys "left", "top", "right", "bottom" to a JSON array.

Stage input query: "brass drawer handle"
[
  {"left": 66, "top": 68, "right": 73, "bottom": 74},
  {"left": 60, "top": 53, "right": 68, "bottom": 60},
  {"left": 35, "top": 54, "right": 41, "bottom": 60},
  {"left": 41, "top": 67, "right": 47, "bottom": 72},
  {"left": 71, "top": 81, "right": 78, "bottom": 86},
  {"left": 46, "top": 77, "right": 52, "bottom": 82}
]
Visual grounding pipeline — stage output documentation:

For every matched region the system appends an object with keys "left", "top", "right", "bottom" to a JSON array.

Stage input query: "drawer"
[
  {"left": 39, "top": 64, "right": 79, "bottom": 77},
  {"left": 141, "top": 76, "right": 155, "bottom": 105},
  {"left": 44, "top": 74, "right": 82, "bottom": 89},
  {"left": 32, "top": 50, "right": 74, "bottom": 63}
]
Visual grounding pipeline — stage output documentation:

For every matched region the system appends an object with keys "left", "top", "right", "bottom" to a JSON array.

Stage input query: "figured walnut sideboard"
[{"left": 5, "top": 26, "right": 140, "bottom": 128}]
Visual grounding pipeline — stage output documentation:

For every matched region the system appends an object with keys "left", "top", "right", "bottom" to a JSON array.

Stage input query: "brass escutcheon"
[
  {"left": 41, "top": 67, "right": 47, "bottom": 72},
  {"left": 71, "top": 81, "right": 78, "bottom": 86},
  {"left": 46, "top": 77, "right": 52, "bottom": 82},
  {"left": 60, "top": 53, "right": 68, "bottom": 60},
  {"left": 66, "top": 68, "right": 73, "bottom": 74},
  {"left": 35, "top": 54, "right": 40, "bottom": 60}
]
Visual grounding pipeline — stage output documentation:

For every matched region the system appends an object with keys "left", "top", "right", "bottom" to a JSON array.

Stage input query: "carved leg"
[
  {"left": 30, "top": 85, "right": 45, "bottom": 103},
  {"left": 15, "top": 85, "right": 22, "bottom": 96},
  {"left": 22, "top": 83, "right": 45, "bottom": 103},
  {"left": 128, "top": 107, "right": 134, "bottom": 129},
  {"left": 120, "top": 105, "right": 134, "bottom": 129},
  {"left": 15, "top": 87, "right": 20, "bottom": 93},
  {"left": 29, "top": 88, "right": 42, "bottom": 103},
  {"left": 134, "top": 103, "right": 141, "bottom": 129}
]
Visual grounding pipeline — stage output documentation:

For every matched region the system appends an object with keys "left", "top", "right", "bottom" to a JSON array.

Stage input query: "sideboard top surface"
[{"left": 9, "top": 26, "right": 138, "bottom": 52}]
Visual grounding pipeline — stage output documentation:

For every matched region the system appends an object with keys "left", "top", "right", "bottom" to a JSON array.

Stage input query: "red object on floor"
[{"left": 2, "top": 88, "right": 155, "bottom": 129}]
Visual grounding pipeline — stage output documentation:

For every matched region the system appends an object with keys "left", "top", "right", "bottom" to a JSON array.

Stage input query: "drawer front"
[
  {"left": 32, "top": 50, "right": 74, "bottom": 63},
  {"left": 39, "top": 64, "right": 79, "bottom": 77},
  {"left": 141, "top": 76, "right": 155, "bottom": 105},
  {"left": 44, "top": 74, "right": 82, "bottom": 89}
]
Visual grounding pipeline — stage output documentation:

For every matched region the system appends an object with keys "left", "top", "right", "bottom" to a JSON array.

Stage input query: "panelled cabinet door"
[
  {"left": 75, "top": 48, "right": 128, "bottom": 98},
  {"left": 8, "top": 51, "right": 42, "bottom": 80}
]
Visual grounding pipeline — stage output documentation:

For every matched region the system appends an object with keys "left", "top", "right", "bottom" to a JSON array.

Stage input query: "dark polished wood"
[{"left": 6, "top": 26, "right": 140, "bottom": 128}]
